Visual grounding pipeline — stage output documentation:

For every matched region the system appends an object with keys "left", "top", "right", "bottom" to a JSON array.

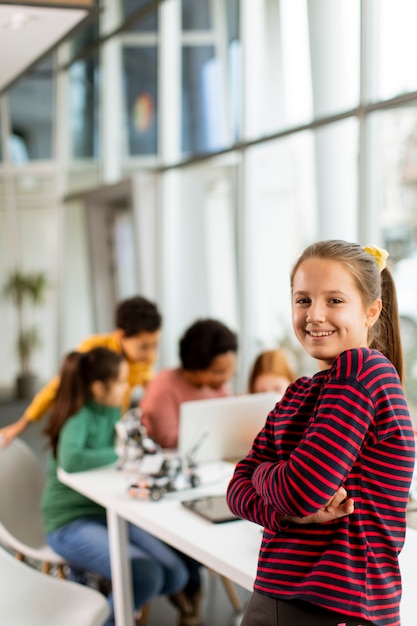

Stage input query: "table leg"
[
  {"left": 219, "top": 574, "right": 243, "bottom": 612},
  {"left": 107, "top": 508, "right": 135, "bottom": 626}
]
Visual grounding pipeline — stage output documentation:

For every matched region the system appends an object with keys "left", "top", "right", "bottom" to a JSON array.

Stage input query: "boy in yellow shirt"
[{"left": 0, "top": 296, "right": 162, "bottom": 446}]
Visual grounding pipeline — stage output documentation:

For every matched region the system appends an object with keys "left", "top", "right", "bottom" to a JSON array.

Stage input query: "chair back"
[
  {"left": 0, "top": 544, "right": 109, "bottom": 626},
  {"left": 0, "top": 438, "right": 48, "bottom": 550}
]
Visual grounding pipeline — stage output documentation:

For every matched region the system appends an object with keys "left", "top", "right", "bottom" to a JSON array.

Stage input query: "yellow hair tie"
[{"left": 363, "top": 245, "right": 389, "bottom": 272}]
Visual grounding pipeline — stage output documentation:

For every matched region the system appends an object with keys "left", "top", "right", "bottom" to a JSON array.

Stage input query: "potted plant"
[{"left": 3, "top": 269, "right": 49, "bottom": 398}]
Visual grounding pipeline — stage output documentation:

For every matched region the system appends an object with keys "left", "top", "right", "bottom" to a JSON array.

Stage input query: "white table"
[
  {"left": 59, "top": 462, "right": 261, "bottom": 626},
  {"left": 58, "top": 463, "right": 417, "bottom": 626}
]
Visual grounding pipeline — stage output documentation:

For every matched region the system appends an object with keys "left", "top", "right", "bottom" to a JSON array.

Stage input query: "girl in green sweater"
[{"left": 42, "top": 347, "right": 188, "bottom": 626}]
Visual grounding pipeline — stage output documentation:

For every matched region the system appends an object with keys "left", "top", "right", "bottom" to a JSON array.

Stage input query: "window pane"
[
  {"left": 313, "top": 118, "right": 359, "bottom": 241},
  {"left": 225, "top": 0, "right": 241, "bottom": 142},
  {"left": 123, "top": 0, "right": 158, "bottom": 32},
  {"left": 307, "top": 0, "right": 360, "bottom": 118},
  {"left": 8, "top": 57, "right": 54, "bottom": 161},
  {"left": 244, "top": 0, "right": 359, "bottom": 140},
  {"left": 367, "top": 0, "right": 417, "bottom": 102},
  {"left": 244, "top": 118, "right": 358, "bottom": 373},
  {"left": 368, "top": 106, "right": 417, "bottom": 258},
  {"left": 182, "top": 45, "right": 218, "bottom": 154},
  {"left": 123, "top": 47, "right": 158, "bottom": 156},
  {"left": 2, "top": 172, "right": 59, "bottom": 385},
  {"left": 180, "top": 0, "right": 241, "bottom": 156},
  {"left": 182, "top": 0, "right": 211, "bottom": 31},
  {"left": 245, "top": 134, "right": 317, "bottom": 373},
  {"left": 159, "top": 161, "right": 239, "bottom": 370},
  {"left": 244, "top": 0, "right": 313, "bottom": 138},
  {"left": 112, "top": 206, "right": 138, "bottom": 299},
  {"left": 69, "top": 21, "right": 100, "bottom": 61},
  {"left": 69, "top": 55, "right": 100, "bottom": 159},
  {"left": 367, "top": 105, "right": 417, "bottom": 407},
  {"left": 226, "top": 0, "right": 239, "bottom": 42}
]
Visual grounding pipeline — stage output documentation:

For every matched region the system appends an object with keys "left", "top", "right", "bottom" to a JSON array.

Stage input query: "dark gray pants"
[{"left": 241, "top": 592, "right": 374, "bottom": 626}]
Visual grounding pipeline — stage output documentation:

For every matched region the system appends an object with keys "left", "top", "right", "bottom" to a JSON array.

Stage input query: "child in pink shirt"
[{"left": 141, "top": 318, "right": 238, "bottom": 449}]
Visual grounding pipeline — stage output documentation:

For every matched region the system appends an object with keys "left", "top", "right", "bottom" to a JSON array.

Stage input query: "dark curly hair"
[
  {"left": 115, "top": 296, "right": 162, "bottom": 337},
  {"left": 179, "top": 319, "right": 238, "bottom": 370}
]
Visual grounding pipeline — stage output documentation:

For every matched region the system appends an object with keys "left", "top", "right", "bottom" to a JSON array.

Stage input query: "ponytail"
[
  {"left": 44, "top": 352, "right": 87, "bottom": 457},
  {"left": 369, "top": 267, "right": 404, "bottom": 383},
  {"left": 44, "top": 347, "right": 123, "bottom": 457}
]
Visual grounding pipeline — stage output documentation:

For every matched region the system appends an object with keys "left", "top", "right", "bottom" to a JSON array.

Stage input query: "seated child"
[
  {"left": 141, "top": 318, "right": 238, "bottom": 450},
  {"left": 41, "top": 347, "right": 189, "bottom": 626},
  {"left": 0, "top": 295, "right": 162, "bottom": 446},
  {"left": 140, "top": 318, "right": 238, "bottom": 625},
  {"left": 247, "top": 348, "right": 296, "bottom": 396}
]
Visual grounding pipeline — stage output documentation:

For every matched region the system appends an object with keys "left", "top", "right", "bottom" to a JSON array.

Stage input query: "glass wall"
[
  {"left": 367, "top": 0, "right": 417, "bottom": 102},
  {"left": 69, "top": 55, "right": 100, "bottom": 160},
  {"left": 124, "top": 0, "right": 158, "bottom": 29},
  {"left": 0, "top": 169, "right": 59, "bottom": 389},
  {"left": 8, "top": 57, "right": 54, "bottom": 162},
  {"left": 0, "top": 54, "right": 57, "bottom": 388},
  {"left": 368, "top": 105, "right": 417, "bottom": 406},
  {"left": 181, "top": 0, "right": 240, "bottom": 156},
  {"left": 2, "top": 0, "right": 417, "bottom": 405},
  {"left": 158, "top": 156, "right": 239, "bottom": 371},
  {"left": 243, "top": 0, "right": 359, "bottom": 139},
  {"left": 123, "top": 46, "right": 158, "bottom": 156},
  {"left": 120, "top": 1, "right": 159, "bottom": 161}
]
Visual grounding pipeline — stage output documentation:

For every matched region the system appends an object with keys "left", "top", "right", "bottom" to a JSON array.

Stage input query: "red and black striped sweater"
[{"left": 227, "top": 348, "right": 415, "bottom": 626}]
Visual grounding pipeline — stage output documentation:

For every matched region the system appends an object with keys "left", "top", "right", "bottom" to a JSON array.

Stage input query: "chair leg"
[
  {"left": 13, "top": 553, "right": 65, "bottom": 579},
  {"left": 136, "top": 603, "right": 151, "bottom": 625},
  {"left": 219, "top": 575, "right": 243, "bottom": 612}
]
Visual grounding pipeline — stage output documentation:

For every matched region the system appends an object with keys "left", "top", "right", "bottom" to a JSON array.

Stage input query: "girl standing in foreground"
[
  {"left": 227, "top": 240, "right": 415, "bottom": 626},
  {"left": 42, "top": 347, "right": 188, "bottom": 626}
]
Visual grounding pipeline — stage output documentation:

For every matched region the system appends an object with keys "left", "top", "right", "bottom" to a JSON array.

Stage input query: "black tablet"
[{"left": 181, "top": 494, "right": 240, "bottom": 523}]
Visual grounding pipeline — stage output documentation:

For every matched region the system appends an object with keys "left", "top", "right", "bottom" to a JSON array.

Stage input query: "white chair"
[
  {"left": 0, "top": 544, "right": 109, "bottom": 626},
  {"left": 0, "top": 437, "right": 66, "bottom": 575}
]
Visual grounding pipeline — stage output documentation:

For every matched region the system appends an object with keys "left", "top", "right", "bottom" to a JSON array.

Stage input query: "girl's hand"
[{"left": 282, "top": 487, "right": 354, "bottom": 525}]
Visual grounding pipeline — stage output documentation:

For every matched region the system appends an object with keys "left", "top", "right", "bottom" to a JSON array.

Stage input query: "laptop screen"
[{"left": 177, "top": 392, "right": 278, "bottom": 464}]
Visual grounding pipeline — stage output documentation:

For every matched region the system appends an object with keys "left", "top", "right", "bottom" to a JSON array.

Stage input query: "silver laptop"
[{"left": 178, "top": 392, "right": 278, "bottom": 464}]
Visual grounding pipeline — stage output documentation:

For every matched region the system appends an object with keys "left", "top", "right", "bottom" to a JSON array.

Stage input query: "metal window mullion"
[
  {"left": 54, "top": 43, "right": 71, "bottom": 362},
  {"left": 101, "top": 0, "right": 124, "bottom": 183},
  {"left": 212, "top": 0, "right": 232, "bottom": 147},
  {"left": 159, "top": 0, "right": 181, "bottom": 163}
]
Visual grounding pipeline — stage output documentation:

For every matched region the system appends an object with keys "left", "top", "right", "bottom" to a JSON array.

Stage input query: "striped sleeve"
[
  {"left": 227, "top": 376, "right": 313, "bottom": 526},
  {"left": 251, "top": 350, "right": 406, "bottom": 517}
]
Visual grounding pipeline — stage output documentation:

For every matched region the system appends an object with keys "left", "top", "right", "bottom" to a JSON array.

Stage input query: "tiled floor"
[{"left": 144, "top": 573, "right": 249, "bottom": 626}]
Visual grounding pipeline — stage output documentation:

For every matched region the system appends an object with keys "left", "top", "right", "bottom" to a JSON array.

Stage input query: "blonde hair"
[
  {"left": 248, "top": 349, "right": 296, "bottom": 393},
  {"left": 290, "top": 239, "right": 404, "bottom": 382}
]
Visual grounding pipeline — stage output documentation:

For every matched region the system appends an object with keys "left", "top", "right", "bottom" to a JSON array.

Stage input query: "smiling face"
[{"left": 292, "top": 257, "right": 381, "bottom": 369}]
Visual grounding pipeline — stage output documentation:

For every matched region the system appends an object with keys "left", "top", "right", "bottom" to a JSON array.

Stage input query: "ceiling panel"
[{"left": 0, "top": 2, "right": 93, "bottom": 93}]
